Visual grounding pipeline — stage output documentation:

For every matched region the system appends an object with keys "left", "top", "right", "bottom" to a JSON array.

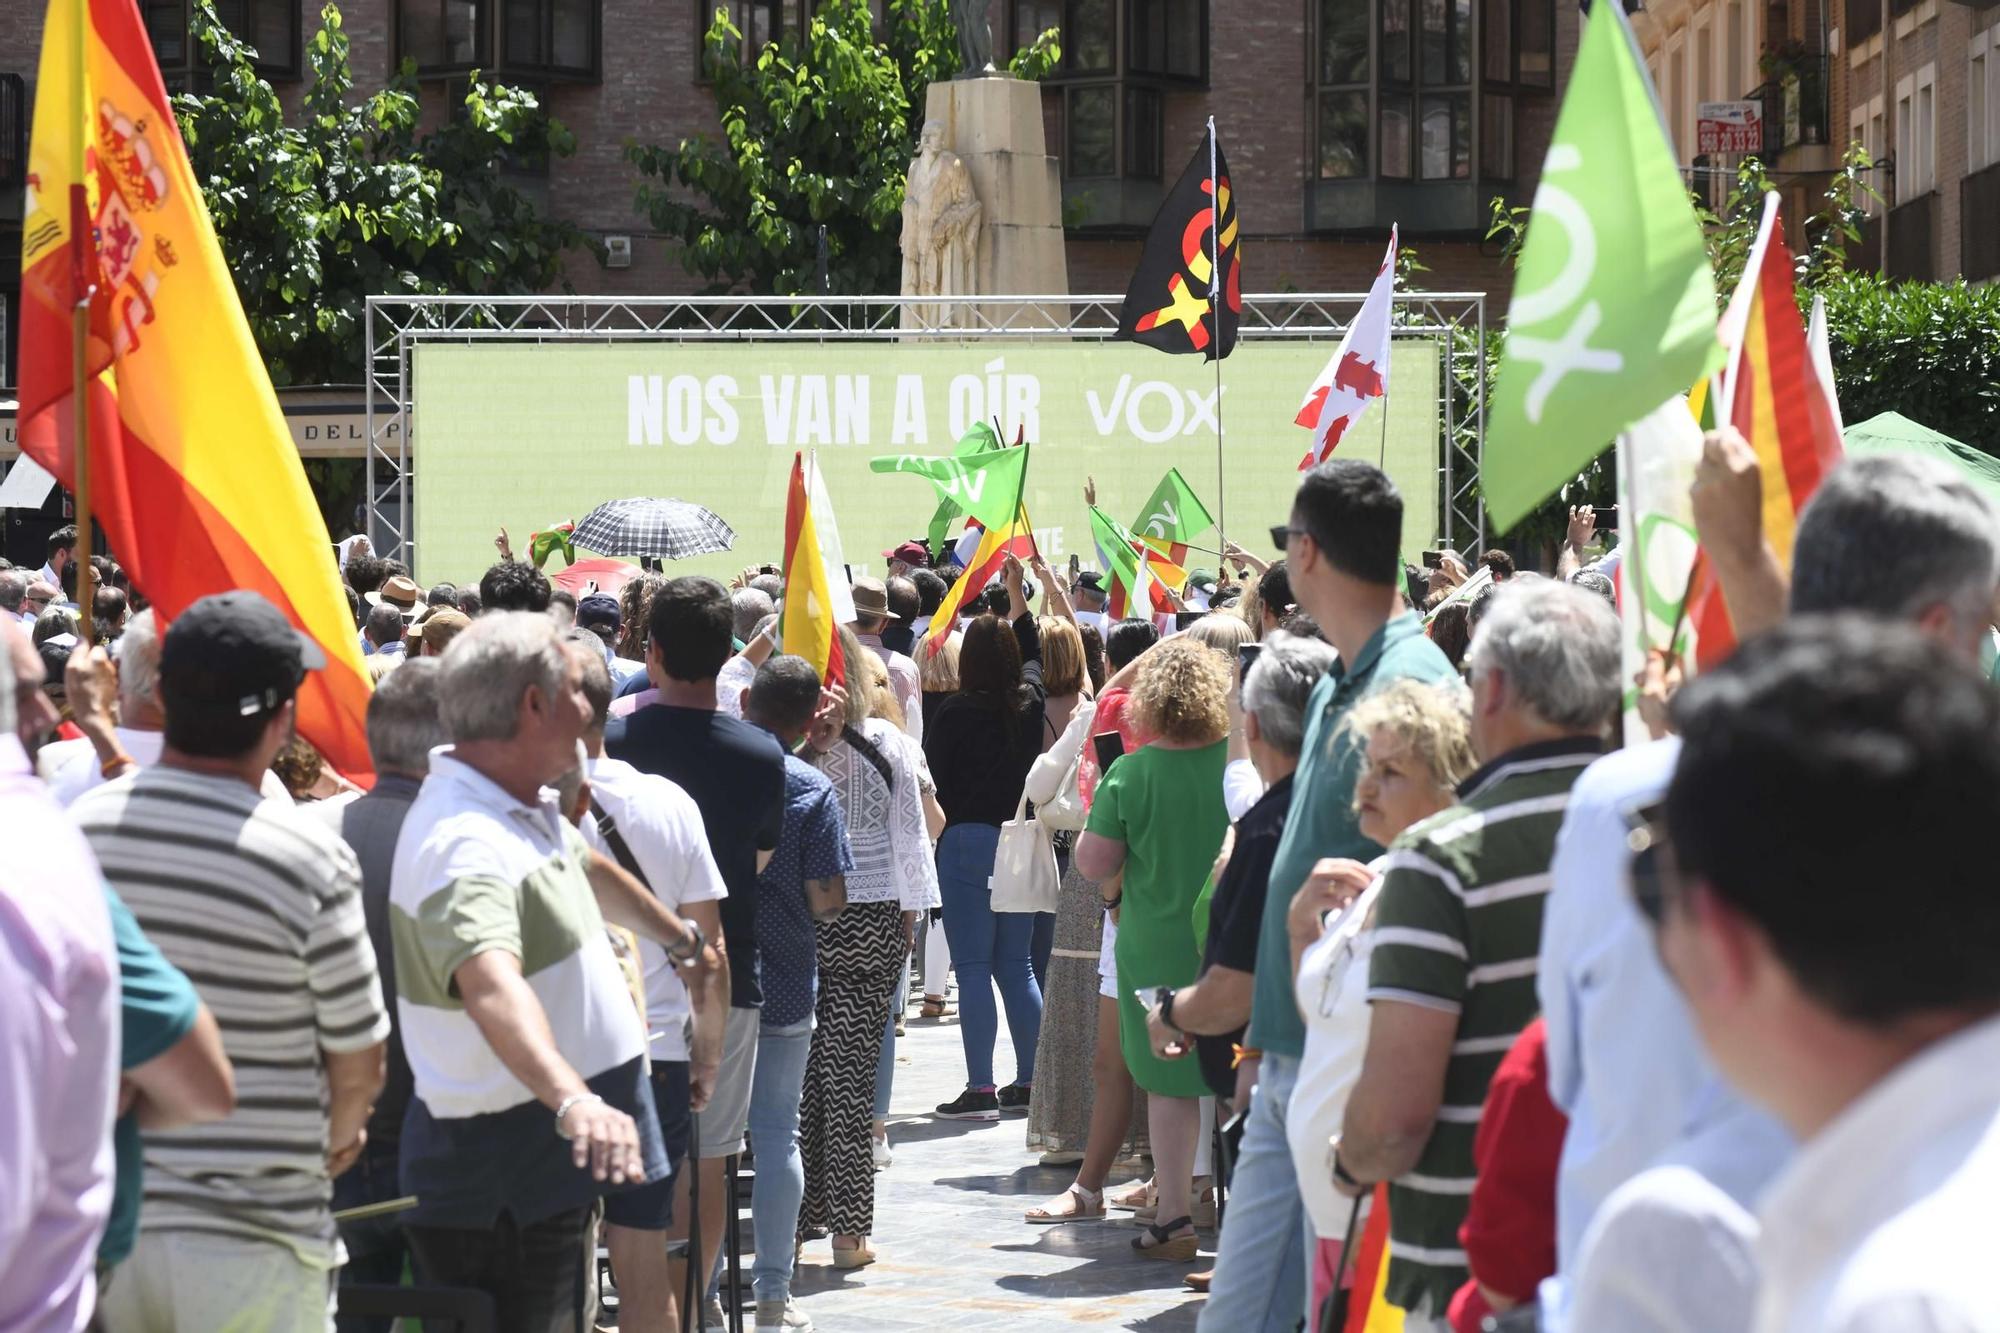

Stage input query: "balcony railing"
[
  {"left": 1963, "top": 163, "right": 2000, "bottom": 279},
  {"left": 1885, "top": 192, "right": 1938, "bottom": 281},
  {"left": 1753, "top": 56, "right": 1830, "bottom": 158},
  {"left": 0, "top": 74, "right": 24, "bottom": 193}
]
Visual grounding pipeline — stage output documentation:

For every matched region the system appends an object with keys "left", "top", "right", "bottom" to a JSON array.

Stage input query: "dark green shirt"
[
  {"left": 1247, "top": 613, "right": 1457, "bottom": 1056},
  {"left": 1365, "top": 738, "right": 1601, "bottom": 1314}
]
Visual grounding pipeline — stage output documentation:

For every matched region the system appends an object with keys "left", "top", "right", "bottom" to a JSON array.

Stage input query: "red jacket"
[{"left": 1448, "top": 1017, "right": 1567, "bottom": 1333}]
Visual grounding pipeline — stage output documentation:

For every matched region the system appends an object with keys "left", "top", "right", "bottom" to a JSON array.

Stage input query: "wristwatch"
[
  {"left": 1154, "top": 985, "right": 1182, "bottom": 1033},
  {"left": 1332, "top": 1149, "right": 1364, "bottom": 1190},
  {"left": 670, "top": 921, "right": 706, "bottom": 970}
]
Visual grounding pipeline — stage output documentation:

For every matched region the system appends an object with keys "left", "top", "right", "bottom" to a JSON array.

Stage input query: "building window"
[
  {"left": 1010, "top": 0, "right": 1063, "bottom": 51},
  {"left": 145, "top": 0, "right": 300, "bottom": 85},
  {"left": 1974, "top": 25, "right": 2000, "bottom": 172},
  {"left": 1066, "top": 83, "right": 1118, "bottom": 176},
  {"left": 1068, "top": 0, "right": 1116, "bottom": 72},
  {"left": 1123, "top": 85, "right": 1164, "bottom": 177},
  {"left": 401, "top": 0, "right": 485, "bottom": 72},
  {"left": 1846, "top": 0, "right": 1880, "bottom": 48},
  {"left": 1853, "top": 93, "right": 1886, "bottom": 215},
  {"left": 503, "top": 0, "right": 599, "bottom": 77},
  {"left": 1895, "top": 65, "right": 1934, "bottom": 200},
  {"left": 1129, "top": 0, "right": 1205, "bottom": 82}
]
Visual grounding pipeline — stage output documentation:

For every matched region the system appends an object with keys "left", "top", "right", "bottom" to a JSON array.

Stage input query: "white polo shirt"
[
  {"left": 390, "top": 750, "right": 645, "bottom": 1119},
  {"left": 583, "top": 755, "right": 727, "bottom": 1060},
  {"left": 1753, "top": 1013, "right": 2000, "bottom": 1333}
]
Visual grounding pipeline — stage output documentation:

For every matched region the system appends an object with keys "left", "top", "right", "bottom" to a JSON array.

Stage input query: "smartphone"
[
  {"left": 1092, "top": 730, "right": 1126, "bottom": 773},
  {"left": 1593, "top": 505, "right": 1620, "bottom": 530},
  {"left": 1175, "top": 610, "right": 1204, "bottom": 631},
  {"left": 1421, "top": 550, "right": 1443, "bottom": 569},
  {"left": 1238, "top": 642, "right": 1262, "bottom": 677},
  {"left": 1068, "top": 552, "right": 1081, "bottom": 579}
]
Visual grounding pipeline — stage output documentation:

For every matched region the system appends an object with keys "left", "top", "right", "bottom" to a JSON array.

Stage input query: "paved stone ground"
[{"left": 775, "top": 995, "right": 1210, "bottom": 1332}]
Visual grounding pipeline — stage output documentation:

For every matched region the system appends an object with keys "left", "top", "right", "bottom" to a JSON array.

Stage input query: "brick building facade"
[
  {"left": 1635, "top": 0, "right": 1999, "bottom": 282},
  {"left": 0, "top": 0, "right": 1602, "bottom": 385}
]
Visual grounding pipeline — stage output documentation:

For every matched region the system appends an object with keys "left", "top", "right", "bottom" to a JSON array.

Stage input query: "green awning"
[{"left": 1842, "top": 411, "right": 2000, "bottom": 506}]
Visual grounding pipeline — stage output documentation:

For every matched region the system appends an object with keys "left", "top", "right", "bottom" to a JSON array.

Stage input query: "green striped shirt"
[{"left": 1365, "top": 739, "right": 1601, "bottom": 1315}]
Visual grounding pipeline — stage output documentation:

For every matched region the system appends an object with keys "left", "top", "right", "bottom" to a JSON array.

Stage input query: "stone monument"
[
  {"left": 901, "top": 122, "right": 984, "bottom": 331},
  {"left": 899, "top": 69, "right": 1069, "bottom": 333}
]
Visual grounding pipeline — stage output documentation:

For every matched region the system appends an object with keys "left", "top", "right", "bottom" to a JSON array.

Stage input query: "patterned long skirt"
[
  {"left": 1025, "top": 860, "right": 1149, "bottom": 1156},
  {"left": 798, "top": 899, "right": 906, "bottom": 1240}
]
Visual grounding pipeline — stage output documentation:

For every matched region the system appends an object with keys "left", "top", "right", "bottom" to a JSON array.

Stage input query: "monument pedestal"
[{"left": 918, "top": 75, "right": 1069, "bottom": 329}]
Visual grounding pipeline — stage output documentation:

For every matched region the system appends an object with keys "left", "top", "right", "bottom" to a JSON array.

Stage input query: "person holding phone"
[{"left": 1075, "top": 638, "right": 1234, "bottom": 1262}]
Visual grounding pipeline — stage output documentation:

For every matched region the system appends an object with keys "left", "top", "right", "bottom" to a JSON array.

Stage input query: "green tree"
[
  {"left": 174, "top": 1, "right": 587, "bottom": 386},
  {"left": 627, "top": 0, "right": 1059, "bottom": 296}
]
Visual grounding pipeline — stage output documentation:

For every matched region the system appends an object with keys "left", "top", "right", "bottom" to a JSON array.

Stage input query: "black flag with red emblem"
[{"left": 1114, "top": 125, "right": 1242, "bottom": 360}]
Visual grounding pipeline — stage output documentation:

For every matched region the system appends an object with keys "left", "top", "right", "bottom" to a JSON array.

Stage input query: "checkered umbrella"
[{"left": 570, "top": 497, "right": 736, "bottom": 560}]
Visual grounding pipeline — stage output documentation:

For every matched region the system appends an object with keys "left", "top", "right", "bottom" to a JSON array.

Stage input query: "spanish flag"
[
  {"left": 781, "top": 452, "right": 844, "bottom": 686},
  {"left": 1685, "top": 195, "right": 1843, "bottom": 668},
  {"left": 19, "top": 0, "right": 371, "bottom": 774},
  {"left": 920, "top": 443, "right": 1035, "bottom": 654}
]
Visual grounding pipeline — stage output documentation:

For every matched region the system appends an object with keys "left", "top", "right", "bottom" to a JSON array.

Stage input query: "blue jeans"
[
  {"left": 1199, "top": 1053, "right": 1311, "bottom": 1333},
  {"left": 1030, "top": 910, "right": 1055, "bottom": 995},
  {"left": 747, "top": 1017, "right": 814, "bottom": 1303},
  {"left": 936, "top": 823, "right": 1044, "bottom": 1089},
  {"left": 872, "top": 944, "right": 912, "bottom": 1120}
]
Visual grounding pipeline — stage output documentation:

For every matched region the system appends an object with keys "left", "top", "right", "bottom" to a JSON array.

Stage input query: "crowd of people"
[{"left": 6, "top": 432, "right": 2000, "bottom": 1333}]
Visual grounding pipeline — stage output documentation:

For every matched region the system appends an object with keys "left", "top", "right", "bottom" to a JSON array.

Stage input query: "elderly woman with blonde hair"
[
  {"left": 1284, "top": 678, "right": 1476, "bottom": 1322},
  {"left": 1075, "top": 636, "right": 1234, "bottom": 1261}
]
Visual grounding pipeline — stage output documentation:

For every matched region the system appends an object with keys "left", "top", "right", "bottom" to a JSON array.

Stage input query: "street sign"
[{"left": 1697, "top": 100, "right": 1763, "bottom": 155}]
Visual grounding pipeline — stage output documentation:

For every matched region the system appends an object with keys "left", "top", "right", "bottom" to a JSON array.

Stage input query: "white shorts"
[
  {"left": 695, "top": 1005, "right": 761, "bottom": 1159},
  {"left": 1098, "top": 916, "right": 1119, "bottom": 1001}
]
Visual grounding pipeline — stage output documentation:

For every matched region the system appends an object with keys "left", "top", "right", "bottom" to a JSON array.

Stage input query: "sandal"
[
  {"left": 920, "top": 998, "right": 949, "bottom": 1019},
  {"left": 1025, "top": 1182, "right": 1105, "bottom": 1224},
  {"left": 1108, "top": 1178, "right": 1154, "bottom": 1211},
  {"left": 832, "top": 1236, "right": 876, "bottom": 1269},
  {"left": 1132, "top": 1215, "right": 1198, "bottom": 1262},
  {"left": 1138, "top": 1181, "right": 1217, "bottom": 1229}
]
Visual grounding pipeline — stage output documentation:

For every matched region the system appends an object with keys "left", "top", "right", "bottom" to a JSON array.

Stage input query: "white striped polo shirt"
[{"left": 73, "top": 765, "right": 390, "bottom": 1268}]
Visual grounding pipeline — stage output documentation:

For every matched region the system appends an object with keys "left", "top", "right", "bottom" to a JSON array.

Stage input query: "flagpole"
[
  {"left": 1207, "top": 116, "right": 1227, "bottom": 563},
  {"left": 68, "top": 0, "right": 95, "bottom": 644}
]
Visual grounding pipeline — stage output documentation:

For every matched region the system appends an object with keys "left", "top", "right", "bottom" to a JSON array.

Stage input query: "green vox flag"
[
  {"left": 1131, "top": 467, "right": 1215, "bottom": 559},
  {"left": 1088, "top": 505, "right": 1146, "bottom": 610},
  {"left": 870, "top": 437, "right": 1028, "bottom": 534},
  {"left": 925, "top": 423, "right": 1005, "bottom": 553},
  {"left": 1482, "top": 0, "right": 1723, "bottom": 534}
]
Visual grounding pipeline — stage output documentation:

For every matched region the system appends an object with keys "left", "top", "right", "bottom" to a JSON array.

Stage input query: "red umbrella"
[{"left": 550, "top": 558, "right": 640, "bottom": 600}]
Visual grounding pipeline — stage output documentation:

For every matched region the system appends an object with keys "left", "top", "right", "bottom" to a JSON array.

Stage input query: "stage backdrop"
[{"left": 411, "top": 341, "right": 1441, "bottom": 587}]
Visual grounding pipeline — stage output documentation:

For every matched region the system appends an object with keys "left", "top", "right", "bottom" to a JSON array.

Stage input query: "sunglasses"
[
  {"left": 1623, "top": 800, "right": 1676, "bottom": 926},
  {"left": 1270, "top": 524, "right": 1306, "bottom": 552}
]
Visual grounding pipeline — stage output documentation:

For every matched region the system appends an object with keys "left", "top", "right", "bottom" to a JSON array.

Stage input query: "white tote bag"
[
  {"left": 989, "top": 787, "right": 1059, "bottom": 914},
  {"left": 1037, "top": 745, "right": 1089, "bottom": 833}
]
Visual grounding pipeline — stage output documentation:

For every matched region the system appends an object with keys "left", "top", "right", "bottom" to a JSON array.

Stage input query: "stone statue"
[
  {"left": 900, "top": 120, "right": 983, "bottom": 331},
  {"left": 952, "top": 0, "right": 993, "bottom": 77}
]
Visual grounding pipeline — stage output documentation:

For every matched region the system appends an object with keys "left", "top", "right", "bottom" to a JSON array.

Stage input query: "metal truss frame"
[{"left": 364, "top": 292, "right": 1486, "bottom": 568}]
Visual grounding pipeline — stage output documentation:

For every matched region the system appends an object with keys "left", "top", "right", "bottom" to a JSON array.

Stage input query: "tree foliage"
[
  {"left": 173, "top": 1, "right": 587, "bottom": 385},
  {"left": 627, "top": 0, "right": 1060, "bottom": 296}
]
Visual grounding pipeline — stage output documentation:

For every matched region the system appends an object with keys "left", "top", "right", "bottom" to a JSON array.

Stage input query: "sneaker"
[
  {"left": 935, "top": 1087, "right": 1001, "bottom": 1120},
  {"left": 703, "top": 1296, "right": 728, "bottom": 1332},
  {"left": 997, "top": 1082, "right": 1032, "bottom": 1115},
  {"left": 872, "top": 1133, "right": 894, "bottom": 1169},
  {"left": 754, "top": 1297, "right": 814, "bottom": 1332}
]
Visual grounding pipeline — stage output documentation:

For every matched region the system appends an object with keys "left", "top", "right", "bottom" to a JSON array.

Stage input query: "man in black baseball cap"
[
  {"left": 159, "top": 590, "right": 327, "bottom": 762},
  {"left": 576, "top": 593, "right": 622, "bottom": 652}
]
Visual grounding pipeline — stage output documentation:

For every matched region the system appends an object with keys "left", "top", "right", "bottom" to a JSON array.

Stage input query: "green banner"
[
  {"left": 411, "top": 341, "right": 1440, "bottom": 586},
  {"left": 868, "top": 446, "right": 1029, "bottom": 532}
]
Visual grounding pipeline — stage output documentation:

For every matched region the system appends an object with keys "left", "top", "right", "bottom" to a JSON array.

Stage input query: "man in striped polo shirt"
[
  {"left": 77, "top": 592, "right": 390, "bottom": 1333},
  {"left": 1334, "top": 580, "right": 1620, "bottom": 1331}
]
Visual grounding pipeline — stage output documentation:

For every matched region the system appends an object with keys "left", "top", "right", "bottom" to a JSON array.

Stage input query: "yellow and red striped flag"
[
  {"left": 1686, "top": 195, "right": 1844, "bottom": 667},
  {"left": 923, "top": 503, "right": 1037, "bottom": 654},
  {"left": 781, "top": 452, "right": 844, "bottom": 685},
  {"left": 19, "top": 0, "right": 371, "bottom": 773}
]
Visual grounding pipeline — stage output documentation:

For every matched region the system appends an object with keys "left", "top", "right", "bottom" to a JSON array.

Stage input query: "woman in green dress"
[{"left": 1076, "top": 635, "right": 1232, "bottom": 1262}]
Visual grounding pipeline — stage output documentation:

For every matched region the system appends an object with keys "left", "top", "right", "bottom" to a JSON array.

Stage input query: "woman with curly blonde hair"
[{"left": 1076, "top": 636, "right": 1233, "bottom": 1261}]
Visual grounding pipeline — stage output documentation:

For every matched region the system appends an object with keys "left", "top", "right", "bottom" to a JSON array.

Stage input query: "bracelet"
[
  {"left": 99, "top": 749, "right": 137, "bottom": 781},
  {"left": 1157, "top": 986, "right": 1182, "bottom": 1032},
  {"left": 1100, "top": 893, "right": 1122, "bottom": 910},
  {"left": 554, "top": 1092, "right": 603, "bottom": 1137},
  {"left": 1332, "top": 1151, "right": 1363, "bottom": 1190}
]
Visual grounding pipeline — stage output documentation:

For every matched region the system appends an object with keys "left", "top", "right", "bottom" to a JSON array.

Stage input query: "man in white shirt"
[
  {"left": 1646, "top": 615, "right": 2000, "bottom": 1333},
  {"left": 571, "top": 642, "right": 728, "bottom": 1333},
  {"left": 848, "top": 578, "right": 922, "bottom": 744},
  {"left": 1542, "top": 446, "right": 2000, "bottom": 1329},
  {"left": 38, "top": 524, "right": 78, "bottom": 597}
]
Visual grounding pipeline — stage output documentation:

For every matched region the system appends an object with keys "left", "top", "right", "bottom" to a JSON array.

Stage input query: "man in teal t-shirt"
[
  {"left": 101, "top": 888, "right": 212, "bottom": 1269},
  {"left": 1198, "top": 460, "right": 1457, "bottom": 1333}
]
